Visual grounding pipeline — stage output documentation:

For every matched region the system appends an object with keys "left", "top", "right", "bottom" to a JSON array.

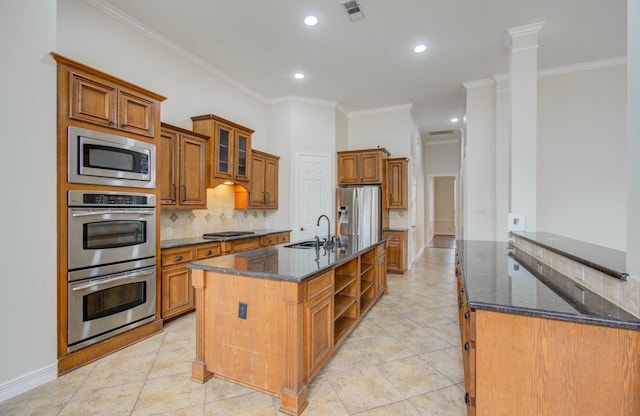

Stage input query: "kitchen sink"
[{"left": 284, "top": 240, "right": 322, "bottom": 249}]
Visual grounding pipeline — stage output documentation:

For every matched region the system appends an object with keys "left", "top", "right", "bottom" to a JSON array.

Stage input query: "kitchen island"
[
  {"left": 187, "top": 237, "right": 387, "bottom": 416},
  {"left": 456, "top": 240, "right": 640, "bottom": 415}
]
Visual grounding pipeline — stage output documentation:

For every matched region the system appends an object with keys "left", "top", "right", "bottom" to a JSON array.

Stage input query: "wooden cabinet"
[
  {"left": 386, "top": 158, "right": 408, "bottom": 209},
  {"left": 304, "top": 270, "right": 334, "bottom": 382},
  {"left": 159, "top": 123, "right": 208, "bottom": 209},
  {"left": 247, "top": 150, "right": 279, "bottom": 209},
  {"left": 260, "top": 232, "right": 290, "bottom": 247},
  {"left": 383, "top": 230, "right": 406, "bottom": 273},
  {"left": 68, "top": 69, "right": 159, "bottom": 138},
  {"left": 455, "top": 255, "right": 640, "bottom": 416},
  {"left": 337, "top": 148, "right": 390, "bottom": 184},
  {"left": 161, "top": 242, "right": 221, "bottom": 320},
  {"left": 191, "top": 114, "right": 253, "bottom": 187}
]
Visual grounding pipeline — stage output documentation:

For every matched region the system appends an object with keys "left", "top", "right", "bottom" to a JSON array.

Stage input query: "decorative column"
[
  {"left": 506, "top": 22, "right": 544, "bottom": 231},
  {"left": 493, "top": 75, "right": 510, "bottom": 241}
]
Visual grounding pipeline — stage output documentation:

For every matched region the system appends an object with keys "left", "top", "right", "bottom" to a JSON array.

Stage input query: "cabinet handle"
[
  {"left": 457, "top": 296, "right": 462, "bottom": 309},
  {"left": 204, "top": 250, "right": 212, "bottom": 255},
  {"left": 464, "top": 311, "right": 470, "bottom": 320},
  {"left": 465, "top": 392, "right": 471, "bottom": 405},
  {"left": 464, "top": 341, "right": 470, "bottom": 351},
  {"left": 181, "top": 185, "right": 186, "bottom": 202},
  {"left": 108, "top": 120, "right": 115, "bottom": 126},
  {"left": 174, "top": 255, "right": 183, "bottom": 261},
  {"left": 121, "top": 122, "right": 128, "bottom": 127}
]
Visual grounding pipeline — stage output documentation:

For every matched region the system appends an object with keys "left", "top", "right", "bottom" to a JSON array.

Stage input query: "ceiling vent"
[
  {"left": 428, "top": 129, "right": 456, "bottom": 136},
  {"left": 341, "top": 0, "right": 365, "bottom": 21}
]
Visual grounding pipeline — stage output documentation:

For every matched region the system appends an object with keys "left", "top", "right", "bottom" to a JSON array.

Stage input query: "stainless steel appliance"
[
  {"left": 66, "top": 190, "right": 157, "bottom": 351},
  {"left": 67, "top": 190, "right": 156, "bottom": 270},
  {"left": 68, "top": 126, "right": 156, "bottom": 188},
  {"left": 67, "top": 258, "right": 156, "bottom": 351},
  {"left": 336, "top": 185, "right": 382, "bottom": 246}
]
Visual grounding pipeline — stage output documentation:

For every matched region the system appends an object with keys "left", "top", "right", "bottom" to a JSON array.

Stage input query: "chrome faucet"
[{"left": 316, "top": 214, "right": 332, "bottom": 247}]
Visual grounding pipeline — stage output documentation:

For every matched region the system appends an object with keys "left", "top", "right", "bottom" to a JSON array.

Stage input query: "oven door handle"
[
  {"left": 71, "top": 269, "right": 154, "bottom": 292},
  {"left": 71, "top": 210, "right": 155, "bottom": 217}
]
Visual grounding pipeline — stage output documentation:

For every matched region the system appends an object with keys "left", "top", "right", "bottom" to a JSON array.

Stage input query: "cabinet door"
[
  {"left": 249, "top": 152, "right": 266, "bottom": 207},
  {"left": 386, "top": 239, "right": 401, "bottom": 272},
  {"left": 161, "top": 266, "right": 194, "bottom": 320},
  {"left": 235, "top": 129, "right": 251, "bottom": 181},
  {"left": 69, "top": 72, "right": 117, "bottom": 127},
  {"left": 387, "top": 159, "right": 408, "bottom": 209},
  {"left": 159, "top": 129, "right": 178, "bottom": 206},
  {"left": 179, "top": 133, "right": 207, "bottom": 207},
  {"left": 215, "top": 122, "right": 234, "bottom": 179},
  {"left": 359, "top": 152, "right": 382, "bottom": 183},
  {"left": 264, "top": 155, "right": 279, "bottom": 208},
  {"left": 118, "top": 89, "right": 155, "bottom": 137},
  {"left": 375, "top": 246, "right": 387, "bottom": 295},
  {"left": 337, "top": 153, "right": 359, "bottom": 184}
]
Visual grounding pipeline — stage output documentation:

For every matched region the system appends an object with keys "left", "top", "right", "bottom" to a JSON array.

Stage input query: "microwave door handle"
[
  {"left": 71, "top": 269, "right": 154, "bottom": 292},
  {"left": 71, "top": 210, "right": 155, "bottom": 217}
]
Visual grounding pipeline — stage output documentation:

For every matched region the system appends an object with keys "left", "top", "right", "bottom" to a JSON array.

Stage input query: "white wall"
[
  {"left": 463, "top": 82, "right": 497, "bottom": 240},
  {"left": 0, "top": 0, "right": 58, "bottom": 398},
  {"left": 537, "top": 64, "right": 628, "bottom": 250},
  {"left": 627, "top": 0, "right": 640, "bottom": 275},
  {"left": 347, "top": 105, "right": 413, "bottom": 156}
]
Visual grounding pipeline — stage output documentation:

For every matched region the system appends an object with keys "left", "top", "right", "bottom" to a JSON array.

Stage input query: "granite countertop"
[
  {"left": 511, "top": 231, "right": 628, "bottom": 280},
  {"left": 161, "top": 229, "right": 292, "bottom": 249},
  {"left": 187, "top": 236, "right": 384, "bottom": 283},
  {"left": 456, "top": 240, "right": 640, "bottom": 330}
]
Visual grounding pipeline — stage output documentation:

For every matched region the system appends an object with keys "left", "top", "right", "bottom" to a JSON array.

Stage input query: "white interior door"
[{"left": 296, "top": 153, "right": 331, "bottom": 242}]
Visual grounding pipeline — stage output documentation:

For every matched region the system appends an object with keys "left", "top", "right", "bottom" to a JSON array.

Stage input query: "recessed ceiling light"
[
  {"left": 451, "top": 117, "right": 459, "bottom": 123},
  {"left": 304, "top": 15, "right": 318, "bottom": 26},
  {"left": 294, "top": 73, "right": 305, "bottom": 80},
  {"left": 414, "top": 44, "right": 428, "bottom": 53}
]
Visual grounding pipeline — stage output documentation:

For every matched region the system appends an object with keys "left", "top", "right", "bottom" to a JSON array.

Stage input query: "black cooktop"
[{"left": 203, "top": 231, "right": 256, "bottom": 238}]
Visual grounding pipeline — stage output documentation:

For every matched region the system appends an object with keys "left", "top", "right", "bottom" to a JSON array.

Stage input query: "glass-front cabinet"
[{"left": 191, "top": 114, "right": 253, "bottom": 187}]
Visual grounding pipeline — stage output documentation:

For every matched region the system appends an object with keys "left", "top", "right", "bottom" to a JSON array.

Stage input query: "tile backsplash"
[
  {"left": 160, "top": 185, "right": 273, "bottom": 239},
  {"left": 388, "top": 209, "right": 410, "bottom": 229},
  {"left": 511, "top": 236, "right": 640, "bottom": 318}
]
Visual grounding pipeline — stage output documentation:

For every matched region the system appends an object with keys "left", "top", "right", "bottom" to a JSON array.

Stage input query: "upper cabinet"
[
  {"left": 247, "top": 150, "right": 279, "bottom": 209},
  {"left": 386, "top": 158, "right": 408, "bottom": 209},
  {"left": 56, "top": 54, "right": 164, "bottom": 138},
  {"left": 191, "top": 114, "right": 253, "bottom": 187},
  {"left": 337, "top": 148, "right": 390, "bottom": 185},
  {"left": 159, "top": 123, "right": 209, "bottom": 209}
]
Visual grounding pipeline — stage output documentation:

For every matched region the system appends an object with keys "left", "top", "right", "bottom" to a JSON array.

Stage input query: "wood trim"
[
  {"left": 51, "top": 52, "right": 166, "bottom": 101},
  {"left": 190, "top": 113, "right": 255, "bottom": 134}
]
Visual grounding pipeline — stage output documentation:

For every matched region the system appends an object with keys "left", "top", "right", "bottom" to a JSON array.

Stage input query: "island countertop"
[
  {"left": 456, "top": 240, "right": 640, "bottom": 330},
  {"left": 187, "top": 237, "right": 385, "bottom": 282}
]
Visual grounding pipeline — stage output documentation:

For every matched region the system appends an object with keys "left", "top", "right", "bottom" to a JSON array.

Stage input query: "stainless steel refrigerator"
[{"left": 336, "top": 185, "right": 382, "bottom": 246}]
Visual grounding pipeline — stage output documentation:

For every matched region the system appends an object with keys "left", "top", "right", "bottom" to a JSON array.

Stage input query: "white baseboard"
[{"left": 0, "top": 363, "right": 57, "bottom": 402}]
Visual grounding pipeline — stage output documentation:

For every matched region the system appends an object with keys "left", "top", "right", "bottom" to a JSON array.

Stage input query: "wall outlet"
[
  {"left": 238, "top": 302, "right": 247, "bottom": 320},
  {"left": 507, "top": 213, "right": 526, "bottom": 231}
]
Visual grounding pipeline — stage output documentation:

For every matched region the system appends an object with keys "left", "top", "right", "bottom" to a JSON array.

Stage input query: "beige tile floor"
[{"left": 0, "top": 246, "right": 465, "bottom": 415}]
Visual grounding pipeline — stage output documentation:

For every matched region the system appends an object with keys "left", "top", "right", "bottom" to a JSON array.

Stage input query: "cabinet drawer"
[
  {"left": 196, "top": 243, "right": 222, "bottom": 259},
  {"left": 260, "top": 235, "right": 278, "bottom": 246},
  {"left": 161, "top": 248, "right": 194, "bottom": 266},
  {"left": 232, "top": 238, "right": 260, "bottom": 253},
  {"left": 307, "top": 270, "right": 334, "bottom": 302},
  {"left": 276, "top": 232, "right": 290, "bottom": 244}
]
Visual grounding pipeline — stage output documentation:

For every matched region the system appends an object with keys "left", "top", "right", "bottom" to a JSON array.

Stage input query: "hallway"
[{"left": 0, "top": 247, "right": 464, "bottom": 415}]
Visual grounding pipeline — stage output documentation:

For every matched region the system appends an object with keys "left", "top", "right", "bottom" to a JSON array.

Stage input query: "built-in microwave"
[{"left": 68, "top": 126, "right": 156, "bottom": 188}]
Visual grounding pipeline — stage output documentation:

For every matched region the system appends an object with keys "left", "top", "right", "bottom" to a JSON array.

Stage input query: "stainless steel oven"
[
  {"left": 67, "top": 258, "right": 156, "bottom": 351},
  {"left": 68, "top": 126, "right": 156, "bottom": 188},
  {"left": 68, "top": 190, "right": 156, "bottom": 270}
]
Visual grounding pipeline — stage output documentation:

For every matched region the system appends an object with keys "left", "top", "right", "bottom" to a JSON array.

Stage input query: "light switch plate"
[{"left": 508, "top": 213, "right": 526, "bottom": 231}]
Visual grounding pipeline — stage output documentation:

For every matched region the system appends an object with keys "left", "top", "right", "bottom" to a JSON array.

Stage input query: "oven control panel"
[{"left": 68, "top": 190, "right": 156, "bottom": 207}]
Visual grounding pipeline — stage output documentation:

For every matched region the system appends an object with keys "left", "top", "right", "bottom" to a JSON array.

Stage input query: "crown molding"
[
  {"left": 267, "top": 95, "right": 337, "bottom": 108},
  {"left": 463, "top": 79, "right": 495, "bottom": 90},
  {"left": 538, "top": 56, "right": 627, "bottom": 77},
  {"left": 86, "top": 0, "right": 267, "bottom": 104},
  {"left": 348, "top": 103, "right": 414, "bottom": 117}
]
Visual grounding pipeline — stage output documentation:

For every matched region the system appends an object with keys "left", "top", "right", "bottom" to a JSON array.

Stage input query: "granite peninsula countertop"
[
  {"left": 187, "top": 236, "right": 385, "bottom": 283},
  {"left": 456, "top": 240, "right": 640, "bottom": 330},
  {"left": 160, "top": 229, "right": 291, "bottom": 249},
  {"left": 511, "top": 231, "right": 628, "bottom": 280}
]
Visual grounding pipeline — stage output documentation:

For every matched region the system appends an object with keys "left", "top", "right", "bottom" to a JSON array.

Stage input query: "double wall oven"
[{"left": 66, "top": 127, "right": 158, "bottom": 352}]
